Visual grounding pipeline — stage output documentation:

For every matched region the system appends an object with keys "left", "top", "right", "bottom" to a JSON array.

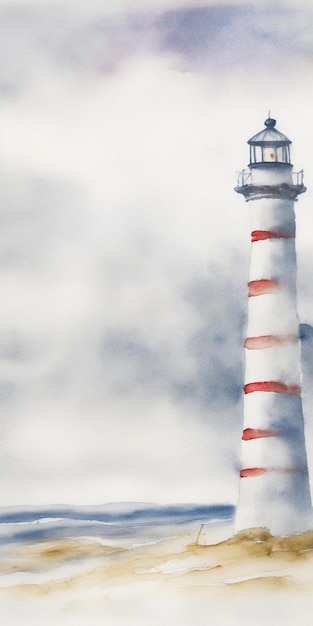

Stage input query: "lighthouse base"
[{"left": 235, "top": 470, "right": 312, "bottom": 536}]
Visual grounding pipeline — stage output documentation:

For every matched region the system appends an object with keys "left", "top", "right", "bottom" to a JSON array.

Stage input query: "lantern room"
[{"left": 248, "top": 117, "right": 291, "bottom": 167}]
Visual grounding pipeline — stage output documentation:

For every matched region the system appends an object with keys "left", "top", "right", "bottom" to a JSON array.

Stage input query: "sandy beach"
[{"left": 2, "top": 523, "right": 313, "bottom": 625}]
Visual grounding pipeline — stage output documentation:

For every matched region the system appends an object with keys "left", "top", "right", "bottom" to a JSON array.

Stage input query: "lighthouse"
[{"left": 234, "top": 116, "right": 312, "bottom": 536}]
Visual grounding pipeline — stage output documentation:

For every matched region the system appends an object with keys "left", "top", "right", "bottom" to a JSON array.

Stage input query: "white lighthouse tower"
[{"left": 235, "top": 115, "right": 312, "bottom": 536}]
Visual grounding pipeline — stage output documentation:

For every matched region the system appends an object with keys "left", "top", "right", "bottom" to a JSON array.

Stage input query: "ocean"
[{"left": 0, "top": 502, "right": 234, "bottom": 547}]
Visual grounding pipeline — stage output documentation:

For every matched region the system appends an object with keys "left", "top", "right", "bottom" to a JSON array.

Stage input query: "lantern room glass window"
[
  {"left": 263, "top": 147, "right": 276, "bottom": 161},
  {"left": 249, "top": 144, "right": 290, "bottom": 165}
]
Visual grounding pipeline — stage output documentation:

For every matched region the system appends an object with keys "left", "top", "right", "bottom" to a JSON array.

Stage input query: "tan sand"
[{"left": 1, "top": 524, "right": 313, "bottom": 625}]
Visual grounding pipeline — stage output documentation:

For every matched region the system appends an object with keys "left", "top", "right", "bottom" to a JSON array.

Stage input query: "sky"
[{"left": 1, "top": 0, "right": 313, "bottom": 506}]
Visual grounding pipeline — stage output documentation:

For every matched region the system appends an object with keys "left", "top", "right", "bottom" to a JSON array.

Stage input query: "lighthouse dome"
[
  {"left": 248, "top": 118, "right": 291, "bottom": 167},
  {"left": 248, "top": 117, "right": 291, "bottom": 146}
]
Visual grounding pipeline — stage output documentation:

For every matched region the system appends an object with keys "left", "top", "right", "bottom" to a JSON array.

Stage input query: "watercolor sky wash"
[{"left": 0, "top": 0, "right": 313, "bottom": 514}]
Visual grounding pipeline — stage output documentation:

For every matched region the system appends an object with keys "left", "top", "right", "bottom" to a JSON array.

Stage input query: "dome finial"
[{"left": 265, "top": 112, "right": 276, "bottom": 128}]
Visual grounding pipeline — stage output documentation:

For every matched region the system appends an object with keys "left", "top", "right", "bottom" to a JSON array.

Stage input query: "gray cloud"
[
  {"left": 0, "top": 172, "right": 85, "bottom": 272},
  {"left": 0, "top": 1, "right": 313, "bottom": 97},
  {"left": 155, "top": 4, "right": 313, "bottom": 73},
  {"left": 96, "top": 262, "right": 246, "bottom": 411}
]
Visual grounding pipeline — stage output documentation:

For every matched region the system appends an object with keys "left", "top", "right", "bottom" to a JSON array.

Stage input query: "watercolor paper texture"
[{"left": 1, "top": 0, "right": 313, "bottom": 624}]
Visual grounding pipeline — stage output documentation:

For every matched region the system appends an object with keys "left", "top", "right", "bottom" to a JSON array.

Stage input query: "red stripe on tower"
[
  {"left": 240, "top": 466, "right": 304, "bottom": 478},
  {"left": 245, "top": 335, "right": 298, "bottom": 349},
  {"left": 244, "top": 381, "right": 301, "bottom": 395},
  {"left": 242, "top": 428, "right": 280, "bottom": 440},
  {"left": 251, "top": 230, "right": 295, "bottom": 242},
  {"left": 240, "top": 468, "right": 266, "bottom": 478},
  {"left": 248, "top": 279, "right": 281, "bottom": 296}
]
